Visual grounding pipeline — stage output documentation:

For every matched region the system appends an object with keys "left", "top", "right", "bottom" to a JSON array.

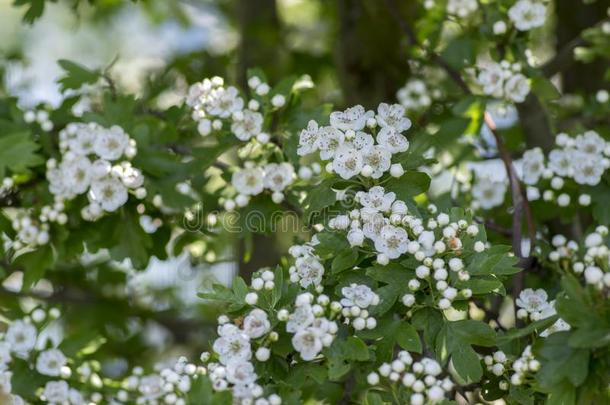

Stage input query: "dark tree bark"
[{"left": 336, "top": 0, "right": 413, "bottom": 108}]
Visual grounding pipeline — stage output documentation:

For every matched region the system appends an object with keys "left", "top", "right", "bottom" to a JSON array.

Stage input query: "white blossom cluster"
[
  {"left": 278, "top": 292, "right": 339, "bottom": 361},
  {"left": 328, "top": 187, "right": 483, "bottom": 311},
  {"left": 476, "top": 60, "right": 530, "bottom": 103},
  {"left": 548, "top": 226, "right": 610, "bottom": 289},
  {"left": 297, "top": 103, "right": 410, "bottom": 180},
  {"left": 0, "top": 308, "right": 89, "bottom": 405},
  {"left": 521, "top": 132, "right": 609, "bottom": 209},
  {"left": 508, "top": 0, "right": 547, "bottom": 32},
  {"left": 0, "top": 177, "right": 14, "bottom": 197},
  {"left": 226, "top": 161, "right": 295, "bottom": 208},
  {"left": 446, "top": 0, "right": 478, "bottom": 18},
  {"left": 483, "top": 349, "right": 540, "bottom": 389},
  {"left": 23, "top": 108, "right": 54, "bottom": 132},
  {"left": 46, "top": 122, "right": 144, "bottom": 221},
  {"left": 396, "top": 79, "right": 432, "bottom": 112},
  {"left": 8, "top": 212, "right": 50, "bottom": 249},
  {"left": 339, "top": 284, "right": 380, "bottom": 331},
  {"left": 186, "top": 76, "right": 285, "bottom": 143},
  {"left": 119, "top": 357, "right": 204, "bottom": 405},
  {"left": 367, "top": 352, "right": 454, "bottom": 405},
  {"left": 508, "top": 345, "right": 540, "bottom": 386},
  {"left": 288, "top": 239, "right": 325, "bottom": 289},
  {"left": 206, "top": 306, "right": 281, "bottom": 404},
  {"left": 515, "top": 288, "right": 570, "bottom": 336}
]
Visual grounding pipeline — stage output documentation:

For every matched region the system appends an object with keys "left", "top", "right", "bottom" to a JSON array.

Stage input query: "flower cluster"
[
  {"left": 186, "top": 75, "right": 285, "bottom": 143},
  {"left": 514, "top": 131, "right": 610, "bottom": 210},
  {"left": 207, "top": 307, "right": 279, "bottom": 404},
  {"left": 297, "top": 103, "right": 410, "bottom": 180},
  {"left": 339, "top": 284, "right": 380, "bottom": 331},
  {"left": 508, "top": 345, "right": 540, "bottom": 386},
  {"left": 548, "top": 226, "right": 610, "bottom": 289},
  {"left": 508, "top": 0, "right": 547, "bottom": 32},
  {"left": 0, "top": 308, "right": 84, "bottom": 405},
  {"left": 515, "top": 288, "right": 570, "bottom": 336},
  {"left": 288, "top": 240, "right": 325, "bottom": 289},
  {"left": 396, "top": 79, "right": 432, "bottom": 112},
  {"left": 23, "top": 108, "right": 54, "bottom": 132},
  {"left": 278, "top": 292, "right": 339, "bottom": 361},
  {"left": 446, "top": 0, "right": 478, "bottom": 18},
  {"left": 8, "top": 212, "right": 50, "bottom": 249},
  {"left": 46, "top": 122, "right": 143, "bottom": 221},
  {"left": 367, "top": 352, "right": 454, "bottom": 405},
  {"left": 328, "top": 187, "right": 483, "bottom": 311},
  {"left": 226, "top": 161, "right": 295, "bottom": 207},
  {"left": 476, "top": 60, "right": 530, "bottom": 103}
]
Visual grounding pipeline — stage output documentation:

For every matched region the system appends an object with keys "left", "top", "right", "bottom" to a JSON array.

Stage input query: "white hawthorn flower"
[
  {"left": 232, "top": 167, "right": 265, "bottom": 196},
  {"left": 358, "top": 186, "right": 396, "bottom": 213},
  {"left": 397, "top": 79, "right": 431, "bottom": 111},
  {"left": 286, "top": 304, "right": 315, "bottom": 333},
  {"left": 213, "top": 332, "right": 252, "bottom": 365},
  {"left": 362, "top": 146, "right": 392, "bottom": 178},
  {"left": 42, "top": 380, "right": 70, "bottom": 404},
  {"left": 375, "top": 103, "right": 411, "bottom": 132},
  {"left": 548, "top": 149, "right": 572, "bottom": 177},
  {"left": 375, "top": 225, "right": 409, "bottom": 259},
  {"left": 231, "top": 109, "right": 263, "bottom": 141},
  {"left": 297, "top": 120, "right": 320, "bottom": 156},
  {"left": 225, "top": 360, "right": 257, "bottom": 385},
  {"left": 332, "top": 145, "right": 364, "bottom": 179},
  {"left": 508, "top": 0, "right": 547, "bottom": 31},
  {"left": 315, "top": 126, "right": 346, "bottom": 160},
  {"left": 340, "top": 284, "right": 379, "bottom": 308},
  {"left": 478, "top": 62, "right": 505, "bottom": 98},
  {"left": 504, "top": 73, "right": 530, "bottom": 103},
  {"left": 5, "top": 320, "right": 37, "bottom": 355},
  {"left": 263, "top": 162, "right": 294, "bottom": 191},
  {"left": 520, "top": 148, "right": 545, "bottom": 185},
  {"left": 377, "top": 127, "right": 410, "bottom": 154},
  {"left": 292, "top": 328, "right": 323, "bottom": 361},
  {"left": 472, "top": 177, "right": 507, "bottom": 209},
  {"left": 35, "top": 349, "right": 67, "bottom": 377},
  {"left": 576, "top": 131, "right": 606, "bottom": 156},
  {"left": 62, "top": 156, "right": 93, "bottom": 194},
  {"left": 242, "top": 309, "right": 271, "bottom": 339},
  {"left": 89, "top": 177, "right": 129, "bottom": 212},
  {"left": 94, "top": 125, "right": 130, "bottom": 161},
  {"left": 329, "top": 105, "right": 372, "bottom": 131},
  {"left": 205, "top": 86, "right": 244, "bottom": 118},
  {"left": 515, "top": 288, "right": 549, "bottom": 313},
  {"left": 294, "top": 255, "right": 325, "bottom": 288},
  {"left": 572, "top": 153, "right": 604, "bottom": 185}
]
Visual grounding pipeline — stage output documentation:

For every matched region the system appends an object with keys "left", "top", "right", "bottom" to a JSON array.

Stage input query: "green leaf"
[
  {"left": 451, "top": 345, "right": 483, "bottom": 383},
  {"left": 531, "top": 76, "right": 561, "bottom": 101},
  {"left": 441, "top": 37, "right": 477, "bottom": 69},
  {"left": 331, "top": 249, "right": 359, "bottom": 274},
  {"left": 14, "top": 244, "right": 54, "bottom": 290},
  {"left": 536, "top": 332, "right": 589, "bottom": 388},
  {"left": 496, "top": 315, "right": 558, "bottom": 344},
  {"left": 344, "top": 336, "right": 370, "bottom": 361},
  {"left": 57, "top": 59, "right": 101, "bottom": 91},
  {"left": 384, "top": 171, "right": 431, "bottom": 200},
  {"left": 396, "top": 322, "right": 422, "bottom": 353},
  {"left": 109, "top": 213, "right": 153, "bottom": 269},
  {"left": 303, "top": 179, "right": 337, "bottom": 219},
  {"left": 450, "top": 320, "right": 496, "bottom": 347},
  {"left": 0, "top": 132, "right": 44, "bottom": 178},
  {"left": 14, "top": 0, "right": 45, "bottom": 24}
]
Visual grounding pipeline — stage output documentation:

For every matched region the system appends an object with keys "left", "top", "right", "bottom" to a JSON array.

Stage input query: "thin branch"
[{"left": 541, "top": 17, "right": 610, "bottom": 78}]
